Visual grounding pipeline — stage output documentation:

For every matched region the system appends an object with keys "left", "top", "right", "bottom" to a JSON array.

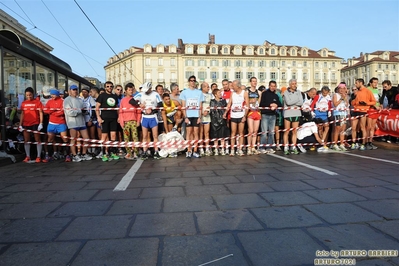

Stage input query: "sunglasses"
[
  {"left": 106, "top": 85, "right": 114, "bottom": 88},
  {"left": 115, "top": 88, "right": 121, "bottom": 91},
  {"left": 189, "top": 79, "right": 196, "bottom": 82}
]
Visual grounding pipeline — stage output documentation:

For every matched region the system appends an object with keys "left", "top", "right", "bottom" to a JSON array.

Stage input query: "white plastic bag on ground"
[{"left": 158, "top": 131, "right": 185, "bottom": 157}]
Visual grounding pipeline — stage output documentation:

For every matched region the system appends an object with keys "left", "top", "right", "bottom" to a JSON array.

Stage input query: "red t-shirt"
[{"left": 21, "top": 99, "right": 42, "bottom": 126}]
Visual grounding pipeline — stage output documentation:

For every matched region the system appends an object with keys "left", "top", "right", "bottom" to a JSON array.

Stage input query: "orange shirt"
[
  {"left": 21, "top": 99, "right": 43, "bottom": 126},
  {"left": 118, "top": 96, "right": 142, "bottom": 127},
  {"left": 351, "top": 86, "right": 376, "bottom": 113}
]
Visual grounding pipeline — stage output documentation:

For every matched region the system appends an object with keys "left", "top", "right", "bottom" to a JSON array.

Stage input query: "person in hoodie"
[
  {"left": 282, "top": 79, "right": 303, "bottom": 155},
  {"left": 63, "top": 85, "right": 93, "bottom": 162},
  {"left": 43, "top": 89, "right": 70, "bottom": 161},
  {"left": 119, "top": 83, "right": 141, "bottom": 160},
  {"left": 259, "top": 80, "right": 282, "bottom": 154}
]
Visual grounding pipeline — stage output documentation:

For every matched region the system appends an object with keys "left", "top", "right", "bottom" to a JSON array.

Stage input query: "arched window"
[
  {"left": 224, "top": 47, "right": 228, "bottom": 54},
  {"left": 271, "top": 48, "right": 275, "bottom": 55},
  {"left": 259, "top": 48, "right": 264, "bottom": 54},
  {"left": 212, "top": 47, "right": 216, "bottom": 53}
]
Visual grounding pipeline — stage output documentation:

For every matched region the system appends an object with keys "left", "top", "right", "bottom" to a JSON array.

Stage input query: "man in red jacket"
[{"left": 43, "top": 89, "right": 70, "bottom": 162}]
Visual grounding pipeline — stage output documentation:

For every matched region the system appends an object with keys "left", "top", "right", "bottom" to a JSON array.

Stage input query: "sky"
[{"left": 1, "top": 0, "right": 399, "bottom": 84}]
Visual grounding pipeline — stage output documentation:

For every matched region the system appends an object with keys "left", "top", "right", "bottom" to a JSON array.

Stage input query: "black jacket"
[{"left": 259, "top": 89, "right": 282, "bottom": 115}]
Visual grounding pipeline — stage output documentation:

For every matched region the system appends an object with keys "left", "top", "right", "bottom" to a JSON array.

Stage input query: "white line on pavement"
[
  {"left": 268, "top": 154, "right": 339, "bottom": 175},
  {"left": 113, "top": 159, "right": 144, "bottom": 191},
  {"left": 341, "top": 152, "right": 399, "bottom": 165}
]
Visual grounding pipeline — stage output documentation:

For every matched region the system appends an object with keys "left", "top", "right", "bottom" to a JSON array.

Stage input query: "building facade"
[
  {"left": 341, "top": 51, "right": 399, "bottom": 92},
  {"left": 105, "top": 35, "right": 344, "bottom": 91}
]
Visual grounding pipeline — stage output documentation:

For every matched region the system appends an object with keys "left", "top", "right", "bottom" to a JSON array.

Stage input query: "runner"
[
  {"left": 223, "top": 80, "right": 249, "bottom": 156},
  {"left": 282, "top": 79, "right": 303, "bottom": 155},
  {"left": 210, "top": 89, "right": 229, "bottom": 155},
  {"left": 366, "top": 77, "right": 380, "bottom": 149},
  {"left": 63, "top": 85, "right": 93, "bottom": 162},
  {"left": 180, "top": 75, "right": 204, "bottom": 158},
  {"left": 19, "top": 87, "right": 44, "bottom": 163},
  {"left": 310, "top": 86, "right": 332, "bottom": 143},
  {"left": 134, "top": 82, "right": 163, "bottom": 160},
  {"left": 331, "top": 83, "right": 349, "bottom": 151},
  {"left": 199, "top": 82, "right": 213, "bottom": 156},
  {"left": 350, "top": 78, "right": 376, "bottom": 150},
  {"left": 246, "top": 77, "right": 261, "bottom": 155},
  {"left": 119, "top": 83, "right": 141, "bottom": 160}
]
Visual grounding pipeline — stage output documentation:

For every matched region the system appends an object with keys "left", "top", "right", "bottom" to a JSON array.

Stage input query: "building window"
[
  {"left": 393, "top": 65, "right": 396, "bottom": 70},
  {"left": 331, "top": 62, "right": 335, "bottom": 68},
  {"left": 315, "top": 73, "right": 319, "bottom": 79},
  {"left": 186, "top": 59, "right": 193, "bottom": 66},
  {"left": 185, "top": 71, "right": 194, "bottom": 79},
  {"left": 292, "top": 61, "right": 296, "bottom": 67},
  {"left": 222, "top": 60, "right": 230, "bottom": 67},
  {"left": 234, "top": 60, "right": 241, "bottom": 67},
  {"left": 145, "top": 72, "right": 151, "bottom": 80},
  {"left": 281, "top": 49, "right": 285, "bottom": 55},
  {"left": 378, "top": 64, "right": 381, "bottom": 69},
  {"left": 211, "top": 71, "right": 218, "bottom": 82},
  {"left": 303, "top": 61, "right": 307, "bottom": 67},
  {"left": 198, "top": 71, "right": 206, "bottom": 80},
  {"left": 281, "top": 61, "right": 286, "bottom": 67},
  {"left": 323, "top": 62, "right": 327, "bottom": 68},
  {"left": 259, "top": 60, "right": 265, "bottom": 67},
  {"left": 247, "top": 60, "right": 253, "bottom": 67},
  {"left": 247, "top": 72, "right": 253, "bottom": 79},
  {"left": 270, "top": 72, "right": 276, "bottom": 80},
  {"left": 259, "top": 48, "right": 264, "bottom": 54},
  {"left": 222, "top": 72, "right": 229, "bottom": 79},
  {"left": 385, "top": 64, "right": 389, "bottom": 70},
  {"left": 47, "top": 73, "right": 53, "bottom": 83},
  {"left": 198, "top": 59, "right": 206, "bottom": 66},
  {"left": 315, "top": 62, "right": 319, "bottom": 68},
  {"left": 187, "top": 47, "right": 193, "bottom": 53},
  {"left": 158, "top": 58, "right": 163, "bottom": 66},
  {"left": 211, "top": 47, "right": 216, "bottom": 54},
  {"left": 20, "top": 72, "right": 30, "bottom": 79},
  {"left": 282, "top": 72, "right": 286, "bottom": 80},
  {"left": 302, "top": 49, "right": 307, "bottom": 56},
  {"left": 247, "top": 48, "right": 252, "bottom": 54},
  {"left": 332, "top": 73, "right": 336, "bottom": 80},
  {"left": 323, "top": 50, "right": 327, "bottom": 57},
  {"left": 210, "top": 60, "right": 218, "bottom": 66},
  {"left": 258, "top": 72, "right": 266, "bottom": 81},
  {"left": 270, "top": 60, "right": 277, "bottom": 67},
  {"left": 21, "top": 61, "right": 29, "bottom": 67},
  {"left": 270, "top": 48, "right": 275, "bottom": 55},
  {"left": 291, "top": 49, "right": 296, "bottom": 56},
  {"left": 199, "top": 47, "right": 205, "bottom": 54},
  {"left": 303, "top": 72, "right": 308, "bottom": 80},
  {"left": 393, "top": 74, "right": 396, "bottom": 81},
  {"left": 9, "top": 61, "right": 14, "bottom": 67},
  {"left": 292, "top": 72, "right": 296, "bottom": 79},
  {"left": 171, "top": 58, "right": 176, "bottom": 66},
  {"left": 323, "top": 73, "right": 327, "bottom": 80},
  {"left": 235, "top": 47, "right": 240, "bottom": 54},
  {"left": 145, "top": 58, "right": 150, "bottom": 66},
  {"left": 223, "top": 47, "right": 228, "bottom": 54},
  {"left": 235, "top": 71, "right": 241, "bottom": 79}
]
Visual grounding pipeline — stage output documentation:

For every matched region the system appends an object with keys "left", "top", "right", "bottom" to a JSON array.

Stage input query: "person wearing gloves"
[
  {"left": 63, "top": 85, "right": 93, "bottom": 162},
  {"left": 19, "top": 87, "right": 44, "bottom": 163}
]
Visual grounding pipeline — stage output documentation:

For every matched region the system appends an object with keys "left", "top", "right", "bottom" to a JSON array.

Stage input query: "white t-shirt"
[
  {"left": 297, "top": 122, "right": 318, "bottom": 140},
  {"left": 134, "top": 91, "right": 162, "bottom": 118},
  {"left": 230, "top": 90, "right": 245, "bottom": 119}
]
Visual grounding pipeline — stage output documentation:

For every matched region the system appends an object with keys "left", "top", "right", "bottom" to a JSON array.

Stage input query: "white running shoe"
[{"left": 297, "top": 144, "right": 307, "bottom": 153}]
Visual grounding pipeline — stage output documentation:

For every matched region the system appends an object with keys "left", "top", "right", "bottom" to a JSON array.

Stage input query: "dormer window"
[
  {"left": 259, "top": 48, "right": 264, "bottom": 54},
  {"left": 271, "top": 48, "right": 275, "bottom": 55},
  {"left": 211, "top": 47, "right": 216, "bottom": 54},
  {"left": 223, "top": 47, "right": 229, "bottom": 54}
]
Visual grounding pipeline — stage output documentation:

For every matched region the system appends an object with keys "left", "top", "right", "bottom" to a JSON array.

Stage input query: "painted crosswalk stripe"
[
  {"left": 113, "top": 159, "right": 144, "bottom": 191},
  {"left": 268, "top": 153, "right": 338, "bottom": 175}
]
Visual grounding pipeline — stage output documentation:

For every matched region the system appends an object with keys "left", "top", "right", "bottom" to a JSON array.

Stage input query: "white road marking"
[
  {"left": 113, "top": 159, "right": 144, "bottom": 191},
  {"left": 268, "top": 154, "right": 339, "bottom": 175},
  {"left": 341, "top": 152, "right": 399, "bottom": 165}
]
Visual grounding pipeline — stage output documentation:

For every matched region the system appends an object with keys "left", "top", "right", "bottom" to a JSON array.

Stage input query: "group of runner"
[{"left": 17, "top": 76, "right": 398, "bottom": 162}]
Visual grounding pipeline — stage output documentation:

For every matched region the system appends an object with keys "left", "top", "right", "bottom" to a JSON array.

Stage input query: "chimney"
[
  {"left": 208, "top": 34, "right": 215, "bottom": 44},
  {"left": 360, "top": 52, "right": 363, "bottom": 57}
]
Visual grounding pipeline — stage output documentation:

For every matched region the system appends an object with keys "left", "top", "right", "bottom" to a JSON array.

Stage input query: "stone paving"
[{"left": 0, "top": 149, "right": 398, "bottom": 266}]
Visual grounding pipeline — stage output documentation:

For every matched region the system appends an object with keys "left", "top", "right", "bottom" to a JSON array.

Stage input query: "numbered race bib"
[{"left": 187, "top": 98, "right": 198, "bottom": 109}]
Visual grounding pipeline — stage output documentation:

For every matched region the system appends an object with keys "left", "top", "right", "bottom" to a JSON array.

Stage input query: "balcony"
[
  {"left": 170, "top": 79, "right": 177, "bottom": 83},
  {"left": 314, "top": 79, "right": 321, "bottom": 83},
  {"left": 157, "top": 79, "right": 164, "bottom": 83}
]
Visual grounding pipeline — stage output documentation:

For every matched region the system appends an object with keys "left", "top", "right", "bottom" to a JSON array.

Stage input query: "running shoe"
[
  {"left": 266, "top": 148, "right": 276, "bottom": 154},
  {"left": 213, "top": 149, "right": 219, "bottom": 156},
  {"left": 35, "top": 157, "right": 41, "bottom": 163},
  {"left": 259, "top": 148, "right": 267, "bottom": 154},
  {"left": 370, "top": 143, "right": 378, "bottom": 150},
  {"left": 276, "top": 146, "right": 282, "bottom": 151},
  {"left": 140, "top": 153, "right": 148, "bottom": 160},
  {"left": 81, "top": 154, "right": 93, "bottom": 161},
  {"left": 365, "top": 143, "right": 373, "bottom": 150},
  {"left": 252, "top": 148, "right": 259, "bottom": 155},
  {"left": 350, "top": 143, "right": 358, "bottom": 150},
  {"left": 237, "top": 149, "right": 244, "bottom": 156},
  {"left": 96, "top": 151, "right": 103, "bottom": 159},
  {"left": 291, "top": 147, "right": 299, "bottom": 155},
  {"left": 297, "top": 144, "right": 307, "bottom": 153},
  {"left": 124, "top": 153, "right": 135, "bottom": 160},
  {"left": 339, "top": 144, "right": 347, "bottom": 151},
  {"left": 332, "top": 144, "right": 341, "bottom": 151},
  {"left": 169, "top": 152, "right": 178, "bottom": 158},
  {"left": 72, "top": 155, "right": 82, "bottom": 162},
  {"left": 65, "top": 155, "right": 71, "bottom": 162},
  {"left": 52, "top": 152, "right": 60, "bottom": 160},
  {"left": 317, "top": 146, "right": 328, "bottom": 152},
  {"left": 284, "top": 148, "right": 290, "bottom": 155},
  {"left": 186, "top": 151, "right": 192, "bottom": 158},
  {"left": 309, "top": 146, "right": 316, "bottom": 151},
  {"left": 153, "top": 151, "right": 162, "bottom": 160},
  {"left": 102, "top": 154, "right": 109, "bottom": 162},
  {"left": 229, "top": 151, "right": 235, "bottom": 156},
  {"left": 359, "top": 144, "right": 366, "bottom": 151},
  {"left": 23, "top": 156, "right": 31, "bottom": 163},
  {"left": 199, "top": 148, "right": 205, "bottom": 157},
  {"left": 220, "top": 149, "right": 226, "bottom": 156},
  {"left": 192, "top": 152, "right": 201, "bottom": 158},
  {"left": 42, "top": 154, "right": 51, "bottom": 163},
  {"left": 247, "top": 148, "right": 252, "bottom": 156},
  {"left": 205, "top": 149, "right": 212, "bottom": 156},
  {"left": 110, "top": 153, "right": 120, "bottom": 160}
]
